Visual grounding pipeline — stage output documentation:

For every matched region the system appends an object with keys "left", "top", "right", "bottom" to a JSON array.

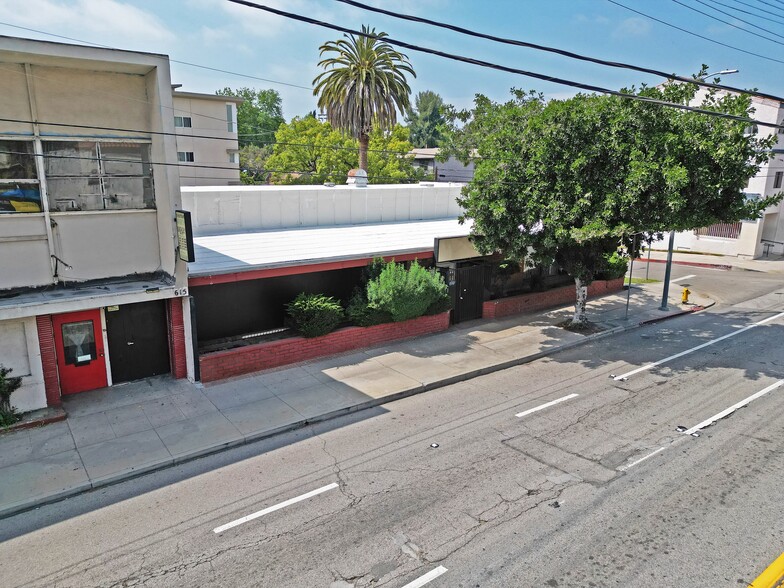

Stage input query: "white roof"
[{"left": 189, "top": 219, "right": 472, "bottom": 277}]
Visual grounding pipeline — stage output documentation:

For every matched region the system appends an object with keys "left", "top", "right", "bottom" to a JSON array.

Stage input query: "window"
[
  {"left": 228, "top": 152, "right": 239, "bottom": 164},
  {"left": 0, "top": 140, "right": 41, "bottom": 213},
  {"left": 226, "top": 103, "right": 235, "bottom": 133},
  {"left": 775, "top": 171, "right": 783, "bottom": 190},
  {"left": 177, "top": 151, "right": 195, "bottom": 163},
  {"left": 43, "top": 141, "right": 154, "bottom": 211},
  {"left": 174, "top": 116, "right": 192, "bottom": 128}
]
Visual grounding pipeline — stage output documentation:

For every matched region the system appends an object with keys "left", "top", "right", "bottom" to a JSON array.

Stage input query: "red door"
[{"left": 52, "top": 309, "right": 108, "bottom": 395}]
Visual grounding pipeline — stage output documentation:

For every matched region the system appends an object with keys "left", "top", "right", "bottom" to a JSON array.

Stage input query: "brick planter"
[
  {"left": 482, "top": 278, "right": 625, "bottom": 320},
  {"left": 199, "top": 311, "right": 451, "bottom": 382}
]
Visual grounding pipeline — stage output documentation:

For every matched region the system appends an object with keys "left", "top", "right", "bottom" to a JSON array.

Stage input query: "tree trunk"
[
  {"left": 570, "top": 276, "right": 588, "bottom": 326},
  {"left": 358, "top": 134, "right": 369, "bottom": 172}
]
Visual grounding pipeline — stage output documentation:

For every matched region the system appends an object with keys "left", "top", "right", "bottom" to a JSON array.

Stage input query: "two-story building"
[
  {"left": 171, "top": 86, "right": 243, "bottom": 186},
  {"left": 0, "top": 36, "right": 194, "bottom": 413}
]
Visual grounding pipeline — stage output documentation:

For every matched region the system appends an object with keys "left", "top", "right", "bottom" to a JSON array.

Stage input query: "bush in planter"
[
  {"left": 286, "top": 293, "right": 344, "bottom": 337},
  {"left": 0, "top": 365, "right": 22, "bottom": 427},
  {"left": 367, "top": 260, "right": 450, "bottom": 322},
  {"left": 597, "top": 252, "right": 629, "bottom": 280},
  {"left": 346, "top": 289, "right": 392, "bottom": 327}
]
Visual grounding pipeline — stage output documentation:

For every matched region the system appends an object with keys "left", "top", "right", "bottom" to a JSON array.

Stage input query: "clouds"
[
  {"left": 0, "top": 0, "right": 174, "bottom": 47},
  {"left": 613, "top": 17, "right": 651, "bottom": 39}
]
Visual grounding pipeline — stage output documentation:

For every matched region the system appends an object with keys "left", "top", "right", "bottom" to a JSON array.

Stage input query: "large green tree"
[
  {"left": 313, "top": 25, "right": 415, "bottom": 172},
  {"left": 265, "top": 116, "right": 422, "bottom": 185},
  {"left": 216, "top": 87, "right": 284, "bottom": 147},
  {"left": 444, "top": 80, "right": 780, "bottom": 326},
  {"left": 406, "top": 90, "right": 446, "bottom": 148}
]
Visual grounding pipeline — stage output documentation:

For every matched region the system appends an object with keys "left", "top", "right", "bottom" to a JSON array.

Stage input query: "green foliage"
[
  {"left": 441, "top": 73, "right": 781, "bottom": 323},
  {"left": 266, "top": 118, "right": 422, "bottom": 184},
  {"left": 239, "top": 144, "right": 273, "bottom": 184},
  {"left": 313, "top": 25, "right": 416, "bottom": 170},
  {"left": 367, "top": 260, "right": 450, "bottom": 322},
  {"left": 597, "top": 252, "right": 629, "bottom": 280},
  {"left": 406, "top": 90, "right": 447, "bottom": 148},
  {"left": 216, "top": 87, "right": 284, "bottom": 147},
  {"left": 286, "top": 293, "right": 344, "bottom": 338},
  {"left": 0, "top": 365, "right": 22, "bottom": 427},
  {"left": 346, "top": 289, "right": 392, "bottom": 327}
]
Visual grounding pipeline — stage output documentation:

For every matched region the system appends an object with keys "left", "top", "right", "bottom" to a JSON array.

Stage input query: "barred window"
[{"left": 0, "top": 140, "right": 41, "bottom": 214}]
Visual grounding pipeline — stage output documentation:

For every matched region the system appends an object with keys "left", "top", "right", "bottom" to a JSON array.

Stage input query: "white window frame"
[
  {"left": 226, "top": 103, "right": 237, "bottom": 133},
  {"left": 174, "top": 116, "right": 192, "bottom": 128},
  {"left": 178, "top": 151, "right": 195, "bottom": 163}
]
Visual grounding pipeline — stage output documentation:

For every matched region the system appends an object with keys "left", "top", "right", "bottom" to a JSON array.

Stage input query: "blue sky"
[{"left": 1, "top": 0, "right": 782, "bottom": 120}]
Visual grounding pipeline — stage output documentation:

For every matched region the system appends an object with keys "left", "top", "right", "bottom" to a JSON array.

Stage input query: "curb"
[
  {"left": 0, "top": 299, "right": 713, "bottom": 519},
  {"left": 635, "top": 258, "right": 732, "bottom": 271}
]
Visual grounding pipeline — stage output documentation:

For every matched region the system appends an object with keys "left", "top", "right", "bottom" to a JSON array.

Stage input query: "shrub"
[
  {"left": 367, "top": 260, "right": 450, "bottom": 322},
  {"left": 286, "top": 293, "right": 344, "bottom": 337},
  {"left": 0, "top": 365, "right": 22, "bottom": 427},
  {"left": 346, "top": 289, "right": 392, "bottom": 327},
  {"left": 598, "top": 252, "right": 629, "bottom": 280}
]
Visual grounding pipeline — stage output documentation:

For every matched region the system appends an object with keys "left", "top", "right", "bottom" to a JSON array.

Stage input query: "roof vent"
[{"left": 346, "top": 168, "right": 368, "bottom": 187}]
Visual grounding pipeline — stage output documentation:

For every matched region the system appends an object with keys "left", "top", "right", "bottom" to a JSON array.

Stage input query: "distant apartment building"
[
  {"left": 0, "top": 36, "right": 193, "bottom": 412},
  {"left": 171, "top": 87, "right": 242, "bottom": 186},
  {"left": 411, "top": 148, "right": 475, "bottom": 183},
  {"left": 662, "top": 94, "right": 784, "bottom": 258}
]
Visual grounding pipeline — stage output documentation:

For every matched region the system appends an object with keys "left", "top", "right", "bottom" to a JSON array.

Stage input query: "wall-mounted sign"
[
  {"left": 175, "top": 210, "right": 195, "bottom": 262},
  {"left": 106, "top": 305, "right": 120, "bottom": 312},
  {"left": 434, "top": 235, "right": 483, "bottom": 263}
]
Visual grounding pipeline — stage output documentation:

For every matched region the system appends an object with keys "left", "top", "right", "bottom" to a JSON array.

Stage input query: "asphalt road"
[{"left": 1, "top": 274, "right": 782, "bottom": 588}]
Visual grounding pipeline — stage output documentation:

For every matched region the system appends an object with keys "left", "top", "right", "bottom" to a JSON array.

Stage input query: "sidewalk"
[
  {"left": 641, "top": 250, "right": 784, "bottom": 273},
  {"left": 0, "top": 282, "right": 712, "bottom": 518}
]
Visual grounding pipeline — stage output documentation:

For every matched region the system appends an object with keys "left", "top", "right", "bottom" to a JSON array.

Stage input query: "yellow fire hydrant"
[{"left": 682, "top": 287, "right": 691, "bottom": 304}]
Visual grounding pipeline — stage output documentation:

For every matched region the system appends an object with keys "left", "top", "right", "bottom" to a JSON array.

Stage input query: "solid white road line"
[
  {"left": 213, "top": 482, "right": 339, "bottom": 534},
  {"left": 671, "top": 274, "right": 696, "bottom": 283},
  {"left": 401, "top": 566, "right": 449, "bottom": 588},
  {"left": 682, "top": 379, "right": 784, "bottom": 436},
  {"left": 618, "top": 447, "right": 666, "bottom": 471},
  {"left": 516, "top": 393, "right": 579, "bottom": 418},
  {"left": 613, "top": 310, "right": 784, "bottom": 381}
]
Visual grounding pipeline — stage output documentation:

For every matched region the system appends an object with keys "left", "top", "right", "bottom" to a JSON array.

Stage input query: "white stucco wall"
[
  {"left": 0, "top": 317, "right": 46, "bottom": 412},
  {"left": 180, "top": 183, "right": 465, "bottom": 236}
]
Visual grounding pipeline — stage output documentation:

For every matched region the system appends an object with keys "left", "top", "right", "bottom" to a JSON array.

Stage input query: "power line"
[
  {"left": 747, "top": 0, "right": 784, "bottom": 12},
  {"left": 0, "top": 22, "right": 312, "bottom": 91},
  {"left": 333, "top": 0, "right": 784, "bottom": 103},
  {"left": 734, "top": 0, "right": 784, "bottom": 14},
  {"left": 606, "top": 0, "right": 784, "bottom": 64},
  {"left": 701, "top": 0, "right": 784, "bottom": 26},
  {"left": 225, "top": 0, "right": 784, "bottom": 130},
  {"left": 672, "top": 0, "right": 784, "bottom": 45}
]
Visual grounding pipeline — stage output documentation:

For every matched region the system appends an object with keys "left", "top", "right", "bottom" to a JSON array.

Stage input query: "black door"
[
  {"left": 454, "top": 264, "right": 485, "bottom": 323},
  {"left": 106, "top": 300, "right": 170, "bottom": 384}
]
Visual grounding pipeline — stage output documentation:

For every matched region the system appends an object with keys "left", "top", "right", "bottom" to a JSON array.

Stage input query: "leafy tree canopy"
[
  {"left": 216, "top": 87, "right": 284, "bottom": 147},
  {"left": 443, "top": 75, "right": 780, "bottom": 325},
  {"left": 265, "top": 116, "right": 423, "bottom": 185},
  {"left": 406, "top": 90, "right": 447, "bottom": 148}
]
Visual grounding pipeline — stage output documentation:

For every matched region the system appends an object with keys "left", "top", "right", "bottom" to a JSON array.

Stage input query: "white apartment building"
[
  {"left": 171, "top": 87, "right": 242, "bottom": 186},
  {"left": 0, "top": 36, "right": 194, "bottom": 413},
  {"left": 662, "top": 94, "right": 784, "bottom": 258}
]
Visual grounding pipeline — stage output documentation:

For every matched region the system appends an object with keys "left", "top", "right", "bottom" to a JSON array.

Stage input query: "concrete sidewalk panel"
[
  {"left": 0, "top": 422, "right": 75, "bottom": 469},
  {"left": 156, "top": 412, "right": 243, "bottom": 460},
  {"left": 202, "top": 380, "right": 276, "bottom": 410},
  {"left": 68, "top": 412, "right": 116, "bottom": 448},
  {"left": 0, "top": 450, "right": 88, "bottom": 507},
  {"left": 170, "top": 390, "right": 217, "bottom": 419},
  {"left": 276, "top": 383, "right": 370, "bottom": 419},
  {"left": 105, "top": 404, "right": 153, "bottom": 438},
  {"left": 139, "top": 397, "right": 187, "bottom": 428},
  {"left": 78, "top": 429, "right": 171, "bottom": 482},
  {"left": 368, "top": 352, "right": 465, "bottom": 385},
  {"left": 324, "top": 361, "right": 424, "bottom": 399},
  {"left": 220, "top": 396, "right": 303, "bottom": 436}
]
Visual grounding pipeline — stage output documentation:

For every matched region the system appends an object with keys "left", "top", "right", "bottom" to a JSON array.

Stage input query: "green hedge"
[
  {"left": 286, "top": 293, "right": 344, "bottom": 337},
  {"left": 367, "top": 260, "right": 450, "bottom": 322},
  {"left": 597, "top": 252, "right": 629, "bottom": 280}
]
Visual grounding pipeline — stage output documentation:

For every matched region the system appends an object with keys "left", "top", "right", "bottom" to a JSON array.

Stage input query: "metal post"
[
  {"left": 645, "top": 238, "right": 652, "bottom": 280},
  {"left": 660, "top": 231, "right": 675, "bottom": 311},
  {"left": 625, "top": 234, "right": 637, "bottom": 320}
]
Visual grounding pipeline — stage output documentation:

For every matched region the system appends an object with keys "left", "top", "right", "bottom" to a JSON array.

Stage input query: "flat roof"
[
  {"left": 189, "top": 218, "right": 471, "bottom": 278},
  {"left": 181, "top": 182, "right": 465, "bottom": 193}
]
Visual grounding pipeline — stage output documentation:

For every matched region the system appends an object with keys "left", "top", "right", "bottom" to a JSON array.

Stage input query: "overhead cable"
[
  {"left": 671, "top": 0, "right": 784, "bottom": 45},
  {"left": 225, "top": 0, "right": 784, "bottom": 130},
  {"left": 700, "top": 0, "right": 784, "bottom": 26},
  {"left": 334, "top": 0, "right": 784, "bottom": 103},
  {"left": 606, "top": 0, "right": 784, "bottom": 64}
]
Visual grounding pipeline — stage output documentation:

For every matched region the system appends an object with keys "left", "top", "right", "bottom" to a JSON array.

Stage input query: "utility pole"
[{"left": 659, "top": 231, "right": 675, "bottom": 311}]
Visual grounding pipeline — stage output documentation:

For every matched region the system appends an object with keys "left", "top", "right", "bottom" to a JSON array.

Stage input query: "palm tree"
[{"left": 313, "top": 25, "right": 415, "bottom": 173}]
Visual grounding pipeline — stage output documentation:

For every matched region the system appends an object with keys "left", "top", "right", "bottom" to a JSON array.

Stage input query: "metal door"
[
  {"left": 454, "top": 264, "right": 485, "bottom": 323},
  {"left": 106, "top": 300, "right": 170, "bottom": 384},
  {"left": 52, "top": 309, "right": 108, "bottom": 395}
]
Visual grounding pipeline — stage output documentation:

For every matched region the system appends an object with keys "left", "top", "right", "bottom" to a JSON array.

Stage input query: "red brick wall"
[
  {"left": 200, "top": 311, "right": 451, "bottom": 383},
  {"left": 482, "top": 278, "right": 625, "bottom": 320},
  {"left": 35, "top": 315, "right": 61, "bottom": 406},
  {"left": 167, "top": 298, "right": 188, "bottom": 379}
]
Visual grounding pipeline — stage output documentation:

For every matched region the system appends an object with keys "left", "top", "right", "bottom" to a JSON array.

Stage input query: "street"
[{"left": 0, "top": 267, "right": 782, "bottom": 588}]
